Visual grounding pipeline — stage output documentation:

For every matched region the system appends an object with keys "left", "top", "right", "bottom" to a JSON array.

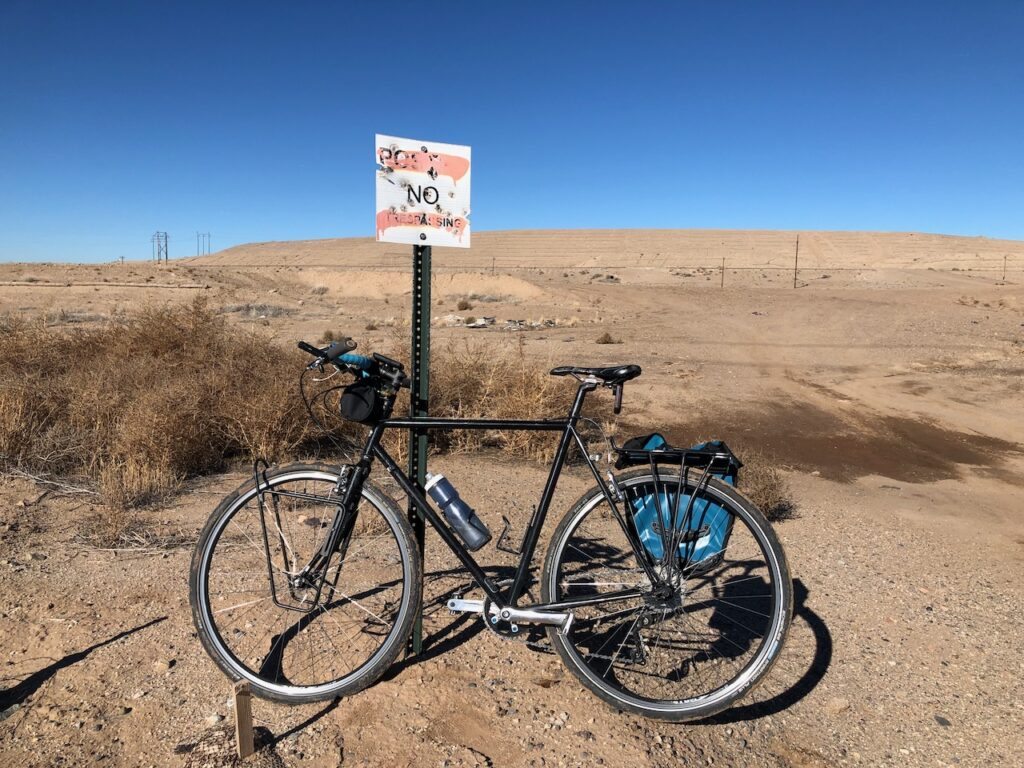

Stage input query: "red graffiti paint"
[
  {"left": 377, "top": 146, "right": 470, "bottom": 184},
  {"left": 376, "top": 209, "right": 467, "bottom": 242}
]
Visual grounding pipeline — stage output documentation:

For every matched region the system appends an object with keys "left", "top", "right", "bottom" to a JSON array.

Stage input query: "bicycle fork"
[{"left": 253, "top": 462, "right": 364, "bottom": 614}]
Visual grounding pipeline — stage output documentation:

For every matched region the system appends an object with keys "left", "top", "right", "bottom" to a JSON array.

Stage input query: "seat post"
[{"left": 568, "top": 380, "right": 597, "bottom": 422}]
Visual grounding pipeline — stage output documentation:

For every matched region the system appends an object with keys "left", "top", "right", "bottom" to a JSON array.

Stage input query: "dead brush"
[
  {"left": 0, "top": 299, "right": 353, "bottom": 520},
  {"left": 0, "top": 304, "right": 582, "bottom": 540},
  {"left": 428, "top": 338, "right": 575, "bottom": 462},
  {"left": 736, "top": 448, "right": 796, "bottom": 522}
]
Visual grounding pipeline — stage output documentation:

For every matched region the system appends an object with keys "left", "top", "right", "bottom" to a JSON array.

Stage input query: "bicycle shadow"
[
  {"left": 385, "top": 563, "right": 518, "bottom": 676},
  {"left": 508, "top": 575, "right": 831, "bottom": 724},
  {"left": 0, "top": 616, "right": 168, "bottom": 714},
  {"left": 696, "top": 578, "right": 832, "bottom": 724},
  {"left": 396, "top": 536, "right": 664, "bottom": 668}
]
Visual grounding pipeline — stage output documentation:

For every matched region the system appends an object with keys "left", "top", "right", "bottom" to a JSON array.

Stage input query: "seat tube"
[{"left": 506, "top": 381, "right": 594, "bottom": 605}]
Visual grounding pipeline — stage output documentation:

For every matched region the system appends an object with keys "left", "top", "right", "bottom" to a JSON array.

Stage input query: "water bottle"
[{"left": 424, "top": 473, "right": 492, "bottom": 551}]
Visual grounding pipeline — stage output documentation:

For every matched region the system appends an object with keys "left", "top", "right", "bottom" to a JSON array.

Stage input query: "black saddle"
[{"left": 549, "top": 364, "right": 641, "bottom": 384}]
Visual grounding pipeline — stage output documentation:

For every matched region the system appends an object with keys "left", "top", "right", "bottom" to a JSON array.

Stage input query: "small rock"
[
  {"left": 29, "top": 552, "right": 47, "bottom": 561},
  {"left": 205, "top": 714, "right": 224, "bottom": 725},
  {"left": 935, "top": 714, "right": 952, "bottom": 727},
  {"left": 152, "top": 659, "right": 176, "bottom": 672},
  {"left": 825, "top": 696, "right": 851, "bottom": 715}
]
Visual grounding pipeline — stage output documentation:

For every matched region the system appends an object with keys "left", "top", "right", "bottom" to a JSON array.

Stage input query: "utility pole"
[{"left": 793, "top": 234, "right": 800, "bottom": 289}]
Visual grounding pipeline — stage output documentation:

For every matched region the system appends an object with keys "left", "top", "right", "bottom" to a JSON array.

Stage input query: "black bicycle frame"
[{"left": 338, "top": 379, "right": 659, "bottom": 615}]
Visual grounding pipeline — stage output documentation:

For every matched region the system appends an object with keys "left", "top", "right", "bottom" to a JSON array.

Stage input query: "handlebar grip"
[
  {"left": 297, "top": 341, "right": 322, "bottom": 357},
  {"left": 337, "top": 353, "right": 373, "bottom": 370}
]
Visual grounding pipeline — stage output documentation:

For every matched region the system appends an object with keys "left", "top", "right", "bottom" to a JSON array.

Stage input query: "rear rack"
[{"left": 612, "top": 441, "right": 742, "bottom": 475}]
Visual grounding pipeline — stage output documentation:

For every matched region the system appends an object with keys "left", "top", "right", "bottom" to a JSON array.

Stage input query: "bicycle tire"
[
  {"left": 189, "top": 463, "right": 420, "bottom": 704},
  {"left": 542, "top": 467, "right": 792, "bottom": 721}
]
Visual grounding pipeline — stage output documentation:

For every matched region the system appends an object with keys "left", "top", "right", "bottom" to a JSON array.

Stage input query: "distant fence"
[{"left": 179, "top": 256, "right": 1019, "bottom": 287}]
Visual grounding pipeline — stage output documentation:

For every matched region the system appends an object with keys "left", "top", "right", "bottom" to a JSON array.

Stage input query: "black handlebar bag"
[{"left": 339, "top": 378, "right": 384, "bottom": 425}]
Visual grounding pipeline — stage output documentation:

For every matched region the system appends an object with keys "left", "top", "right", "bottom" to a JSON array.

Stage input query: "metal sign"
[{"left": 375, "top": 134, "right": 471, "bottom": 248}]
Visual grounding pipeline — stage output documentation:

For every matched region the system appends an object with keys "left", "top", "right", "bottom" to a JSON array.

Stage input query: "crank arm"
[{"left": 446, "top": 598, "right": 574, "bottom": 635}]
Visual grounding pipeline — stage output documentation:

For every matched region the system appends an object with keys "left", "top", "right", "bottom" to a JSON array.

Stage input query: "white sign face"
[{"left": 375, "top": 134, "right": 471, "bottom": 248}]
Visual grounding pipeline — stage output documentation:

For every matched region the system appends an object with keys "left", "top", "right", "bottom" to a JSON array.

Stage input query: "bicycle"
[{"left": 189, "top": 338, "right": 792, "bottom": 721}]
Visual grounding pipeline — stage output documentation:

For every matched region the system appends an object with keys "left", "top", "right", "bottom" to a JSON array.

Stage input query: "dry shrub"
[
  {"left": 730, "top": 446, "right": 795, "bottom": 522},
  {"left": 456, "top": 298, "right": 473, "bottom": 311},
  {"left": 595, "top": 331, "right": 621, "bottom": 344},
  {"left": 0, "top": 305, "right": 572, "bottom": 517},
  {"left": 320, "top": 329, "right": 352, "bottom": 344},
  {"left": 428, "top": 339, "right": 575, "bottom": 461},
  {"left": 0, "top": 299, "right": 353, "bottom": 511}
]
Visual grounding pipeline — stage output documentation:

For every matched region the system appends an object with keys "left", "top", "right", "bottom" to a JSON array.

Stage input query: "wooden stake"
[
  {"left": 234, "top": 680, "right": 254, "bottom": 759},
  {"left": 720, "top": 256, "right": 725, "bottom": 288}
]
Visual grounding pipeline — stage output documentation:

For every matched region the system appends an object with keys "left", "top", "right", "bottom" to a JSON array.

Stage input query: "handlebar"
[
  {"left": 297, "top": 340, "right": 372, "bottom": 371},
  {"left": 297, "top": 339, "right": 408, "bottom": 389}
]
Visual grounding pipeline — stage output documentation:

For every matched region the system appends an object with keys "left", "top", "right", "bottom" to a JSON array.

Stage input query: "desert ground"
[{"left": 1, "top": 229, "right": 1022, "bottom": 767}]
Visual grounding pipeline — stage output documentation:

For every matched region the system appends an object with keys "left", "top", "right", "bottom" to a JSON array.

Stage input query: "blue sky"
[{"left": 1, "top": 1, "right": 1022, "bottom": 262}]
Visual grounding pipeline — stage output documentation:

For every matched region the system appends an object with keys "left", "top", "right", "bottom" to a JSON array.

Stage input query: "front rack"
[{"left": 251, "top": 460, "right": 352, "bottom": 614}]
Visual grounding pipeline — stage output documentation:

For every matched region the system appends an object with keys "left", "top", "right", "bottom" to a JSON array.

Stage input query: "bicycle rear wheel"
[
  {"left": 542, "top": 468, "right": 792, "bottom": 721},
  {"left": 189, "top": 463, "right": 420, "bottom": 703}
]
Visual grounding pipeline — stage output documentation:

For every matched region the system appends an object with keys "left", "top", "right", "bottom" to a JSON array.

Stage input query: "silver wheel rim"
[
  {"left": 196, "top": 471, "right": 412, "bottom": 697},
  {"left": 548, "top": 476, "right": 787, "bottom": 714}
]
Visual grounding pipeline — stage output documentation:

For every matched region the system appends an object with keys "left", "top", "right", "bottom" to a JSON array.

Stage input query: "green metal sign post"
[
  {"left": 375, "top": 135, "right": 470, "bottom": 656},
  {"left": 407, "top": 243, "right": 431, "bottom": 655}
]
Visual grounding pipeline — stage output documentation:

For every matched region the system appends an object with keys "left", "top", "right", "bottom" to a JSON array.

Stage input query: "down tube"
[{"left": 371, "top": 443, "right": 505, "bottom": 605}]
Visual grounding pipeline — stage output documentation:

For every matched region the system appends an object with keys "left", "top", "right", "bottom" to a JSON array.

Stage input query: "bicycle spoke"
[
  {"left": 196, "top": 472, "right": 410, "bottom": 694},
  {"left": 546, "top": 472, "right": 789, "bottom": 719}
]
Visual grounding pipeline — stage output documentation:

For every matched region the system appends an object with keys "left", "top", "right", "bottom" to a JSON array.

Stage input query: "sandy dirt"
[{"left": 1, "top": 230, "right": 1022, "bottom": 767}]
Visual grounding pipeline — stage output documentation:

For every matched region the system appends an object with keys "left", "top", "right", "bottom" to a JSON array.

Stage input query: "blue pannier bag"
[{"left": 624, "top": 434, "right": 740, "bottom": 571}]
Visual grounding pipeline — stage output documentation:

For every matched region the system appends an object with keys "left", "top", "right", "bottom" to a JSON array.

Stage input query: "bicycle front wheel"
[
  {"left": 542, "top": 468, "right": 792, "bottom": 721},
  {"left": 189, "top": 463, "right": 420, "bottom": 703}
]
